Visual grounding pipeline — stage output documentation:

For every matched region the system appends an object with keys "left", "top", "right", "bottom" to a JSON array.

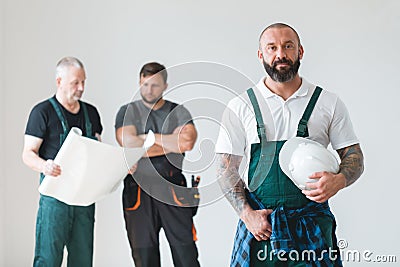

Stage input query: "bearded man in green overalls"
[
  {"left": 216, "top": 23, "right": 364, "bottom": 267},
  {"left": 23, "top": 57, "right": 103, "bottom": 267}
]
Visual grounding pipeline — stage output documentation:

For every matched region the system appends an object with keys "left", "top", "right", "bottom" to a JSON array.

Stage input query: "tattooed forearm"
[
  {"left": 336, "top": 144, "right": 364, "bottom": 187},
  {"left": 216, "top": 153, "right": 247, "bottom": 215}
]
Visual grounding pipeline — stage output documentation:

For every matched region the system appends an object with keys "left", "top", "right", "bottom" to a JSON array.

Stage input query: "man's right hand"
[
  {"left": 41, "top": 159, "right": 61, "bottom": 177},
  {"left": 128, "top": 163, "right": 138, "bottom": 175},
  {"left": 240, "top": 206, "right": 273, "bottom": 241}
]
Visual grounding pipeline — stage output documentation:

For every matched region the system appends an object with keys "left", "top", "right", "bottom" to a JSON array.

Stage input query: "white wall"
[
  {"left": 0, "top": 0, "right": 5, "bottom": 264},
  {"left": 3, "top": 0, "right": 400, "bottom": 266}
]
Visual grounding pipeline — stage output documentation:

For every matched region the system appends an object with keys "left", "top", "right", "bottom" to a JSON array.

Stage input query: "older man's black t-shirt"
[{"left": 25, "top": 96, "right": 103, "bottom": 160}]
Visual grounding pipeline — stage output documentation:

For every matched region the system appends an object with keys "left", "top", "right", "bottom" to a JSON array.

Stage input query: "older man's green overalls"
[
  {"left": 34, "top": 98, "right": 96, "bottom": 267},
  {"left": 246, "top": 87, "right": 336, "bottom": 266}
]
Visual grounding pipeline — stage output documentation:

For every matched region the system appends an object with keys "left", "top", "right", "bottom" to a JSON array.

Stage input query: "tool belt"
[
  {"left": 169, "top": 174, "right": 200, "bottom": 216},
  {"left": 122, "top": 173, "right": 200, "bottom": 216}
]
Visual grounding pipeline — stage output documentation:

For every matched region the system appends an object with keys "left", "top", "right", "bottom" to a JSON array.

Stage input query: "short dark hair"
[
  {"left": 139, "top": 62, "right": 167, "bottom": 83},
  {"left": 259, "top": 22, "right": 301, "bottom": 47}
]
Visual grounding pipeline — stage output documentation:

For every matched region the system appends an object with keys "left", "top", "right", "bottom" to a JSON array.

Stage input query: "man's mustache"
[{"left": 273, "top": 58, "right": 293, "bottom": 67}]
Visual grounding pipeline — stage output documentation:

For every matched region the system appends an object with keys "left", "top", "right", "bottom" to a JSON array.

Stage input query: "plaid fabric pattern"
[
  {"left": 230, "top": 191, "right": 342, "bottom": 267},
  {"left": 230, "top": 191, "right": 265, "bottom": 267},
  {"left": 230, "top": 219, "right": 253, "bottom": 267},
  {"left": 270, "top": 201, "right": 342, "bottom": 266}
]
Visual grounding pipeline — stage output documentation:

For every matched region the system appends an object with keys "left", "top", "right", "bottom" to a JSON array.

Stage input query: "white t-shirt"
[{"left": 215, "top": 77, "right": 359, "bottom": 184}]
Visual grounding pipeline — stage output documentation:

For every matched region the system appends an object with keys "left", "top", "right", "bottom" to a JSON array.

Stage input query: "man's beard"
[
  {"left": 72, "top": 92, "right": 82, "bottom": 101},
  {"left": 263, "top": 57, "right": 301, "bottom": 83},
  {"left": 141, "top": 93, "right": 161, "bottom": 105}
]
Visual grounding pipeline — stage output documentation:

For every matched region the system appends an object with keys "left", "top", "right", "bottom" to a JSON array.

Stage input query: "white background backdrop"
[{"left": 1, "top": 0, "right": 400, "bottom": 266}]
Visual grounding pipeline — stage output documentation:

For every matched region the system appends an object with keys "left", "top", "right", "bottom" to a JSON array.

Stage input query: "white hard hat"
[{"left": 279, "top": 137, "right": 340, "bottom": 190}]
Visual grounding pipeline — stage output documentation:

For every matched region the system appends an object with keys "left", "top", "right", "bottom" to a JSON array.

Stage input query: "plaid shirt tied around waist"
[{"left": 230, "top": 191, "right": 342, "bottom": 267}]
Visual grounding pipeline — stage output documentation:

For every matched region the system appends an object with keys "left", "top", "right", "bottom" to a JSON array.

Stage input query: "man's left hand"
[{"left": 302, "top": 172, "right": 346, "bottom": 203}]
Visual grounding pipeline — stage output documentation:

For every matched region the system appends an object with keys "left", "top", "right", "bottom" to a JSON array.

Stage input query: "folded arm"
[
  {"left": 116, "top": 125, "right": 145, "bottom": 148},
  {"left": 116, "top": 124, "right": 197, "bottom": 157},
  {"left": 155, "top": 123, "right": 197, "bottom": 152}
]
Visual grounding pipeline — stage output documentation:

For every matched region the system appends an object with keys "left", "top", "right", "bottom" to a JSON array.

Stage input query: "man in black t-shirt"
[
  {"left": 115, "top": 62, "right": 200, "bottom": 267},
  {"left": 22, "top": 57, "right": 102, "bottom": 267}
]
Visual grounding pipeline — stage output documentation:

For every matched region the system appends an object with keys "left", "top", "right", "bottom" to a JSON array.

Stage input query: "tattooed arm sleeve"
[
  {"left": 216, "top": 153, "right": 248, "bottom": 215},
  {"left": 336, "top": 143, "right": 364, "bottom": 187}
]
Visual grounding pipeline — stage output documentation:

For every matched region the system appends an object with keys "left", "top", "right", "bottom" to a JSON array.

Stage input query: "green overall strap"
[
  {"left": 246, "top": 88, "right": 267, "bottom": 142},
  {"left": 79, "top": 101, "right": 92, "bottom": 136},
  {"left": 296, "top": 86, "right": 323, "bottom": 137},
  {"left": 48, "top": 97, "right": 69, "bottom": 134},
  {"left": 49, "top": 98, "right": 93, "bottom": 139}
]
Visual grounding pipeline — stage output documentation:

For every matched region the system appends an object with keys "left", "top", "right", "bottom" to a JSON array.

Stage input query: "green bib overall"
[
  {"left": 247, "top": 87, "right": 335, "bottom": 266},
  {"left": 34, "top": 98, "right": 96, "bottom": 267}
]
